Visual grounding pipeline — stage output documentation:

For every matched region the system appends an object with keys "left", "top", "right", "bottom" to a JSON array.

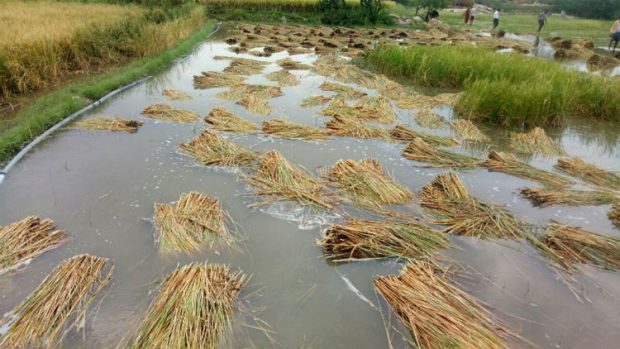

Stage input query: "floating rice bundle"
[
  {"left": 319, "top": 82, "right": 366, "bottom": 100},
  {"left": 312, "top": 55, "right": 379, "bottom": 88},
  {"left": 319, "top": 220, "right": 451, "bottom": 262},
  {"left": 237, "top": 95, "right": 271, "bottom": 116},
  {"left": 287, "top": 46, "right": 313, "bottom": 55},
  {"left": 276, "top": 57, "right": 313, "bottom": 70},
  {"left": 222, "top": 57, "right": 268, "bottom": 75},
  {"left": 390, "top": 125, "right": 460, "bottom": 148},
  {"left": 509, "top": 127, "right": 564, "bottom": 156},
  {"left": 265, "top": 69, "right": 299, "bottom": 87},
  {"left": 205, "top": 107, "right": 257, "bottom": 133},
  {"left": 419, "top": 172, "right": 525, "bottom": 239},
  {"left": 193, "top": 71, "right": 245, "bottom": 89},
  {"left": 216, "top": 84, "right": 283, "bottom": 102},
  {"left": 130, "top": 263, "right": 246, "bottom": 349},
  {"left": 1, "top": 254, "right": 112, "bottom": 348},
  {"left": 180, "top": 130, "right": 256, "bottom": 167},
  {"left": 555, "top": 157, "right": 620, "bottom": 191},
  {"left": 154, "top": 192, "right": 234, "bottom": 253},
  {"left": 300, "top": 95, "right": 332, "bottom": 108},
  {"left": 142, "top": 104, "right": 199, "bottom": 123},
  {"left": 320, "top": 97, "right": 396, "bottom": 124},
  {"left": 245, "top": 150, "right": 335, "bottom": 209},
  {"left": 450, "top": 119, "right": 490, "bottom": 142},
  {"left": 262, "top": 119, "right": 330, "bottom": 140},
  {"left": 0, "top": 216, "right": 66, "bottom": 274},
  {"left": 521, "top": 187, "right": 618, "bottom": 207},
  {"left": 483, "top": 151, "right": 572, "bottom": 188},
  {"left": 414, "top": 108, "right": 445, "bottom": 129},
  {"left": 162, "top": 88, "right": 191, "bottom": 101},
  {"left": 375, "top": 260, "right": 509, "bottom": 349},
  {"left": 326, "top": 115, "right": 390, "bottom": 140},
  {"left": 402, "top": 138, "right": 482, "bottom": 169},
  {"left": 72, "top": 116, "right": 142, "bottom": 133},
  {"left": 609, "top": 203, "right": 620, "bottom": 226},
  {"left": 328, "top": 159, "right": 413, "bottom": 207}
]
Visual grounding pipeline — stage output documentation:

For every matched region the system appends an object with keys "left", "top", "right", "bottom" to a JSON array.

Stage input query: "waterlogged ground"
[{"left": 1, "top": 30, "right": 620, "bottom": 348}]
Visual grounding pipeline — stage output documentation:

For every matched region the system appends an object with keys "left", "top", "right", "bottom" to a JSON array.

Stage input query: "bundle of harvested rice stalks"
[
  {"left": 142, "top": 104, "right": 199, "bottom": 123},
  {"left": 238, "top": 95, "right": 271, "bottom": 116},
  {"left": 193, "top": 71, "right": 245, "bottom": 89},
  {"left": 375, "top": 260, "right": 509, "bottom": 349},
  {"left": 154, "top": 192, "right": 234, "bottom": 253},
  {"left": 265, "top": 69, "right": 299, "bottom": 87},
  {"left": 390, "top": 125, "right": 460, "bottom": 148},
  {"left": 402, "top": 138, "right": 482, "bottom": 169},
  {"left": 414, "top": 108, "right": 445, "bottom": 129},
  {"left": 276, "top": 57, "right": 313, "bottom": 70},
  {"left": 510, "top": 127, "right": 564, "bottom": 156},
  {"left": 216, "top": 84, "right": 283, "bottom": 102},
  {"left": 319, "top": 220, "right": 451, "bottom": 262},
  {"left": 320, "top": 97, "right": 396, "bottom": 124},
  {"left": 328, "top": 159, "right": 413, "bottom": 207},
  {"left": 130, "top": 263, "right": 246, "bottom": 349},
  {"left": 1, "top": 254, "right": 112, "bottom": 348},
  {"left": 521, "top": 187, "right": 618, "bottom": 207},
  {"left": 419, "top": 172, "right": 525, "bottom": 239},
  {"left": 483, "top": 151, "right": 572, "bottom": 188},
  {"left": 162, "top": 88, "right": 191, "bottom": 101},
  {"left": 180, "top": 130, "right": 256, "bottom": 167},
  {"left": 555, "top": 157, "right": 620, "bottom": 191},
  {"left": 245, "top": 150, "right": 335, "bottom": 209},
  {"left": 450, "top": 119, "right": 490, "bottom": 142},
  {"left": 72, "top": 117, "right": 142, "bottom": 133},
  {"left": 319, "top": 82, "right": 366, "bottom": 100},
  {"left": 431, "top": 92, "right": 461, "bottom": 107},
  {"left": 609, "top": 203, "right": 620, "bottom": 226},
  {"left": 287, "top": 46, "right": 313, "bottom": 55},
  {"left": 222, "top": 57, "right": 268, "bottom": 75},
  {"left": 326, "top": 115, "right": 391, "bottom": 140},
  {"left": 0, "top": 216, "right": 66, "bottom": 274},
  {"left": 262, "top": 119, "right": 330, "bottom": 140},
  {"left": 300, "top": 95, "right": 332, "bottom": 108},
  {"left": 205, "top": 107, "right": 257, "bottom": 133}
]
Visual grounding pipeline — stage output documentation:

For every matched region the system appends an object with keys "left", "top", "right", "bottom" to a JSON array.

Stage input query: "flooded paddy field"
[{"left": 1, "top": 25, "right": 619, "bottom": 348}]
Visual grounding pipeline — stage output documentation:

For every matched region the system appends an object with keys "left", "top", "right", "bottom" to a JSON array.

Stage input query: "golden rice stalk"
[
  {"left": 390, "top": 125, "right": 460, "bottom": 148},
  {"left": 319, "top": 220, "right": 451, "bottom": 262},
  {"left": 432, "top": 92, "right": 461, "bottom": 107},
  {"left": 262, "top": 119, "right": 330, "bottom": 140},
  {"left": 450, "top": 119, "right": 490, "bottom": 142},
  {"left": 265, "top": 69, "right": 299, "bottom": 87},
  {"left": 375, "top": 260, "right": 509, "bottom": 349},
  {"left": 216, "top": 84, "right": 283, "bottom": 102},
  {"left": 609, "top": 203, "right": 620, "bottom": 226},
  {"left": 0, "top": 216, "right": 66, "bottom": 274},
  {"left": 1, "top": 255, "right": 112, "bottom": 348},
  {"left": 222, "top": 57, "right": 268, "bottom": 75},
  {"left": 326, "top": 115, "right": 391, "bottom": 140},
  {"left": 245, "top": 150, "right": 335, "bottom": 209},
  {"left": 153, "top": 192, "right": 234, "bottom": 253},
  {"left": 555, "top": 157, "right": 620, "bottom": 191},
  {"left": 238, "top": 95, "right": 271, "bottom": 116},
  {"left": 320, "top": 97, "right": 396, "bottom": 124},
  {"left": 483, "top": 151, "right": 572, "bottom": 188},
  {"left": 72, "top": 117, "right": 142, "bottom": 133},
  {"left": 130, "top": 263, "right": 246, "bottom": 349},
  {"left": 521, "top": 187, "right": 618, "bottom": 207},
  {"left": 328, "top": 159, "right": 413, "bottom": 207},
  {"left": 193, "top": 71, "right": 245, "bottom": 89},
  {"left": 204, "top": 107, "right": 257, "bottom": 133},
  {"left": 403, "top": 138, "right": 482, "bottom": 169},
  {"left": 180, "top": 130, "right": 256, "bottom": 167},
  {"left": 414, "top": 108, "right": 445, "bottom": 129},
  {"left": 162, "top": 88, "right": 191, "bottom": 101},
  {"left": 509, "top": 127, "right": 564, "bottom": 156},
  {"left": 301, "top": 95, "right": 332, "bottom": 108},
  {"left": 312, "top": 55, "right": 383, "bottom": 89},
  {"left": 142, "top": 104, "right": 199, "bottom": 123},
  {"left": 287, "top": 46, "right": 313, "bottom": 55},
  {"left": 319, "top": 82, "right": 366, "bottom": 100},
  {"left": 276, "top": 57, "right": 313, "bottom": 70},
  {"left": 419, "top": 172, "right": 525, "bottom": 239}
]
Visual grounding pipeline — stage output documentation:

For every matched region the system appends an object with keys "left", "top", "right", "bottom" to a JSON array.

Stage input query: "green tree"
[
  {"left": 360, "top": 0, "right": 383, "bottom": 23},
  {"left": 542, "top": 0, "right": 620, "bottom": 20},
  {"left": 409, "top": 0, "right": 452, "bottom": 16}
]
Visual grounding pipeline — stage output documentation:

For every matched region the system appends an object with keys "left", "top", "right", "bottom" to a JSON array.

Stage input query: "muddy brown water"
[{"left": 1, "top": 32, "right": 619, "bottom": 348}]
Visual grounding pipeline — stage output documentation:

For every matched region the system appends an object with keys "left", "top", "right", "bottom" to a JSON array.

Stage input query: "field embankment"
[{"left": 365, "top": 45, "right": 620, "bottom": 127}]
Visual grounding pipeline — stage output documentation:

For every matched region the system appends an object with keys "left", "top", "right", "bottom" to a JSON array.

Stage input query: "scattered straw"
[
  {"left": 509, "top": 127, "right": 564, "bottom": 156},
  {"left": 319, "top": 82, "right": 366, "bottom": 100},
  {"left": 276, "top": 57, "right": 313, "bottom": 70},
  {"left": 223, "top": 57, "right": 268, "bottom": 75},
  {"left": 262, "top": 119, "right": 330, "bottom": 140},
  {"left": 326, "top": 115, "right": 390, "bottom": 140},
  {"left": 555, "top": 157, "right": 620, "bottom": 191},
  {"left": 142, "top": 104, "right": 199, "bottom": 123},
  {"left": 414, "top": 109, "right": 445, "bottom": 129},
  {"left": 130, "top": 263, "right": 246, "bottom": 349},
  {"left": 72, "top": 117, "right": 142, "bottom": 133},
  {"left": 287, "top": 46, "right": 313, "bottom": 55},
  {"left": 320, "top": 97, "right": 396, "bottom": 124},
  {"left": 163, "top": 88, "right": 191, "bottom": 101},
  {"left": 301, "top": 95, "right": 332, "bottom": 108},
  {"left": 180, "top": 130, "right": 256, "bottom": 167},
  {"left": 205, "top": 107, "right": 257, "bottom": 133},
  {"left": 193, "top": 71, "right": 245, "bottom": 89},
  {"left": 450, "top": 119, "right": 490, "bottom": 142},
  {"left": 390, "top": 125, "right": 460, "bottom": 148},
  {"left": 238, "top": 95, "right": 271, "bottom": 116},
  {"left": 520, "top": 187, "right": 618, "bottom": 207},
  {"left": 265, "top": 69, "right": 299, "bottom": 87},
  {"left": 402, "top": 138, "right": 482, "bottom": 169},
  {"left": 1, "top": 254, "right": 112, "bottom": 348},
  {"left": 483, "top": 151, "right": 572, "bottom": 188},
  {"left": 609, "top": 203, "right": 620, "bottom": 226},
  {"left": 216, "top": 84, "right": 283, "bottom": 102}
]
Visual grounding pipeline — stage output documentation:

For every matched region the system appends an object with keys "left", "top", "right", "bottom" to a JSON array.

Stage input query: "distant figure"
[
  {"left": 424, "top": 9, "right": 439, "bottom": 22},
  {"left": 493, "top": 9, "right": 500, "bottom": 30},
  {"left": 469, "top": 7, "right": 477, "bottom": 25},
  {"left": 464, "top": 7, "right": 471, "bottom": 24},
  {"left": 610, "top": 16, "right": 620, "bottom": 53},
  {"left": 538, "top": 10, "right": 548, "bottom": 32}
]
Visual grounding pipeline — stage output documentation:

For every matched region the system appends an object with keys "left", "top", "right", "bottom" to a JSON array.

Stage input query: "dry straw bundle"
[
  {"left": 450, "top": 119, "right": 490, "bottom": 142},
  {"left": 321, "top": 96, "right": 396, "bottom": 124},
  {"left": 265, "top": 69, "right": 299, "bottom": 86},
  {"left": 375, "top": 260, "right": 509, "bottom": 349},
  {"left": 130, "top": 263, "right": 246, "bottom": 349},
  {"left": 319, "top": 220, "right": 451, "bottom": 262},
  {"left": 72, "top": 117, "right": 143, "bottom": 133},
  {"left": 238, "top": 95, "right": 271, "bottom": 116},
  {"left": 402, "top": 138, "right": 482, "bottom": 169},
  {"left": 162, "top": 88, "right": 191, "bottom": 101},
  {"left": 328, "top": 159, "right": 413, "bottom": 207},
  {"left": 301, "top": 95, "right": 332, "bottom": 108},
  {"left": 193, "top": 71, "right": 245, "bottom": 89},
  {"left": 205, "top": 107, "right": 257, "bottom": 133},
  {"left": 510, "top": 127, "right": 564, "bottom": 155},
  {"left": 180, "top": 130, "right": 256, "bottom": 167},
  {"left": 326, "top": 115, "right": 391, "bottom": 140},
  {"left": 276, "top": 57, "right": 313, "bottom": 70},
  {"left": 419, "top": 172, "right": 525, "bottom": 239},
  {"left": 154, "top": 192, "right": 234, "bottom": 254},
  {"left": 521, "top": 187, "right": 618, "bottom": 207},
  {"left": 483, "top": 151, "right": 572, "bottom": 188},
  {"left": 390, "top": 125, "right": 460, "bottom": 148},
  {"left": 216, "top": 84, "right": 283, "bottom": 102},
  {"left": 287, "top": 46, "right": 313, "bottom": 55},
  {"left": 432, "top": 92, "right": 461, "bottom": 107},
  {"left": 555, "top": 157, "right": 620, "bottom": 191},
  {"left": 415, "top": 108, "right": 445, "bottom": 129},
  {"left": 142, "top": 104, "right": 199, "bottom": 123},
  {"left": 0, "top": 216, "right": 66, "bottom": 274},
  {"left": 222, "top": 57, "right": 269, "bottom": 75},
  {"left": 609, "top": 203, "right": 620, "bottom": 226},
  {"left": 1, "top": 254, "right": 112, "bottom": 348},
  {"left": 319, "top": 82, "right": 367, "bottom": 100},
  {"left": 262, "top": 119, "right": 330, "bottom": 140}
]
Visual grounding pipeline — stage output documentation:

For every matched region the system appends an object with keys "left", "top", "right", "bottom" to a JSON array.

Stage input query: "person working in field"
[
  {"left": 464, "top": 7, "right": 471, "bottom": 24},
  {"left": 609, "top": 16, "right": 620, "bottom": 53},
  {"left": 493, "top": 9, "right": 500, "bottom": 30},
  {"left": 469, "top": 7, "right": 477, "bottom": 25},
  {"left": 537, "top": 10, "right": 548, "bottom": 32}
]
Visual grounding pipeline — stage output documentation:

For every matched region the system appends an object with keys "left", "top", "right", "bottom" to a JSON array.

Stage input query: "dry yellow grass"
[{"left": 509, "top": 127, "right": 565, "bottom": 156}]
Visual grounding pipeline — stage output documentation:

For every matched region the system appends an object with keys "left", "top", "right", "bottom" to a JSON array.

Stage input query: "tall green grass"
[{"left": 365, "top": 45, "right": 620, "bottom": 127}]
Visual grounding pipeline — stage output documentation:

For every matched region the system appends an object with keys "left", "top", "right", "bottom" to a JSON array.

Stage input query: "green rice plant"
[
  {"left": 521, "top": 188, "right": 618, "bottom": 207},
  {"left": 390, "top": 125, "right": 460, "bottom": 147},
  {"left": 402, "top": 138, "right": 482, "bottom": 169},
  {"left": 483, "top": 151, "right": 572, "bottom": 188}
]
